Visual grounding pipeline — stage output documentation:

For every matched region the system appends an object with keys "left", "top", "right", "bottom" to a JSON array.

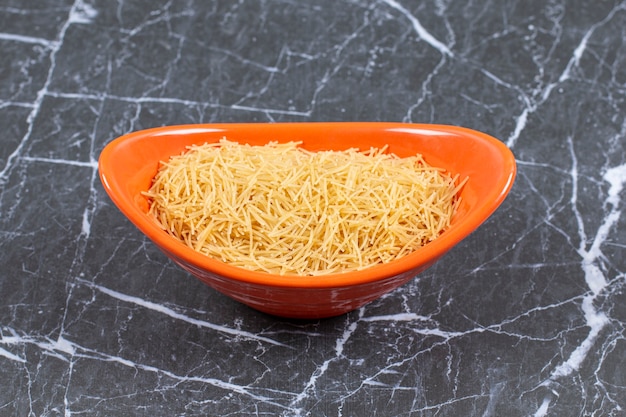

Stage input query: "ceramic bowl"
[{"left": 98, "top": 122, "right": 516, "bottom": 319}]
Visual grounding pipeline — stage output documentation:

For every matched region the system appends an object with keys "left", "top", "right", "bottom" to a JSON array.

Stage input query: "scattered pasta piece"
[{"left": 143, "top": 139, "right": 465, "bottom": 275}]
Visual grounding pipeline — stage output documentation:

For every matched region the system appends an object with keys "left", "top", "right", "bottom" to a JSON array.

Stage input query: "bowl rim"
[{"left": 98, "top": 122, "right": 517, "bottom": 289}]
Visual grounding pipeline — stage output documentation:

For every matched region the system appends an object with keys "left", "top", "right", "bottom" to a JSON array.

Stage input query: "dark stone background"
[{"left": 1, "top": 1, "right": 625, "bottom": 415}]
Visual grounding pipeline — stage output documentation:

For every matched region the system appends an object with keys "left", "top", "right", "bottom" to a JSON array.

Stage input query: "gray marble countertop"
[{"left": 1, "top": 1, "right": 625, "bottom": 416}]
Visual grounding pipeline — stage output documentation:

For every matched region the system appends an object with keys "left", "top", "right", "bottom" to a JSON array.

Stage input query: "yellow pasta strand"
[{"left": 143, "top": 139, "right": 464, "bottom": 275}]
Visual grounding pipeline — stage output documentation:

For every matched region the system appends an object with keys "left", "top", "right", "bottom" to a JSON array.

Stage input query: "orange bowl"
[{"left": 98, "top": 122, "right": 516, "bottom": 319}]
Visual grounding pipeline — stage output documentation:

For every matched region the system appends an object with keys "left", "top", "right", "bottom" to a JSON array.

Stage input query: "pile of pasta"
[{"left": 144, "top": 139, "right": 464, "bottom": 276}]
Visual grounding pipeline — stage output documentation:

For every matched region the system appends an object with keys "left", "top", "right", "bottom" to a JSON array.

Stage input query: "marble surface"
[{"left": 1, "top": 0, "right": 625, "bottom": 415}]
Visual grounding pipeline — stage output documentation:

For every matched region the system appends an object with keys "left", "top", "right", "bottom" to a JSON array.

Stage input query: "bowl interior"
[{"left": 98, "top": 123, "right": 516, "bottom": 287}]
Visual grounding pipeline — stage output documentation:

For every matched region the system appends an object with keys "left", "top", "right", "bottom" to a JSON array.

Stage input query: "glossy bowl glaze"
[{"left": 98, "top": 122, "right": 516, "bottom": 319}]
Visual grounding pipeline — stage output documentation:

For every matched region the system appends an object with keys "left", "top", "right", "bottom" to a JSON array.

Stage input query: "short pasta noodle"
[{"left": 143, "top": 139, "right": 465, "bottom": 275}]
